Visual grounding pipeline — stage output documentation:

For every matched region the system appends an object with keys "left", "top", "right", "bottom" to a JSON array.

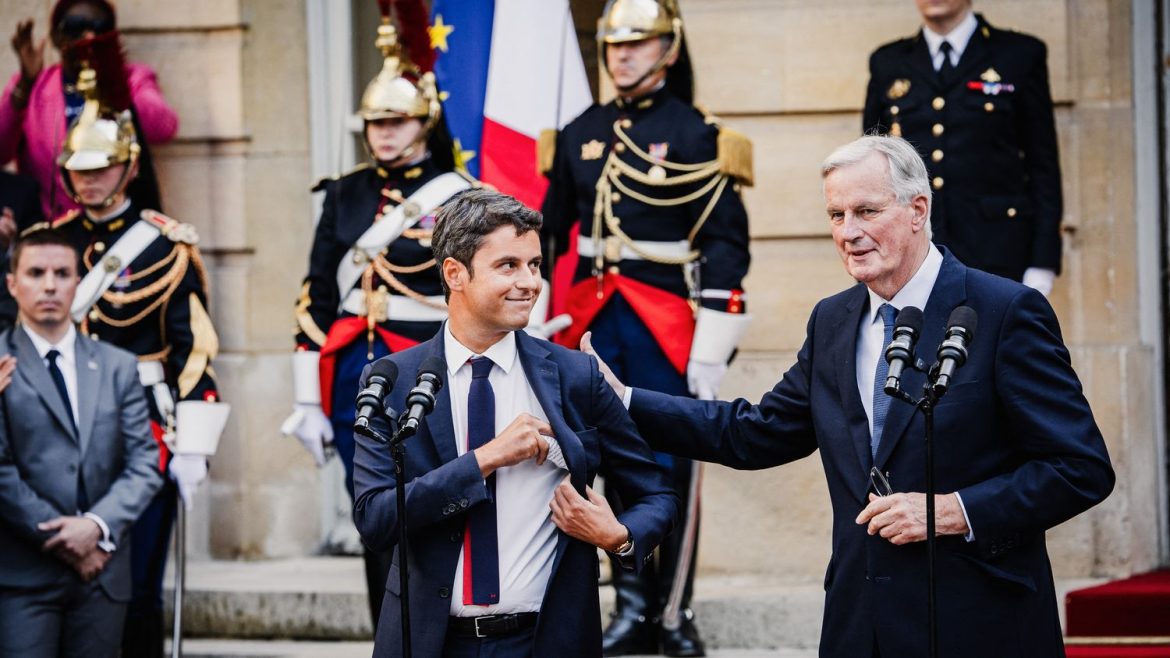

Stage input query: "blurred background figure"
[
  {"left": 1, "top": 0, "right": 177, "bottom": 219},
  {"left": 283, "top": 0, "right": 471, "bottom": 629},
  {"left": 540, "top": 0, "right": 753, "bottom": 655},
  {"left": 863, "top": 0, "right": 1062, "bottom": 295},
  {"left": 0, "top": 170, "right": 42, "bottom": 332}
]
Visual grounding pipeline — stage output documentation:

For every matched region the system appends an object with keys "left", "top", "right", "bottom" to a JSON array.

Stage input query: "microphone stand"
[
  {"left": 356, "top": 412, "right": 417, "bottom": 658},
  {"left": 886, "top": 367, "right": 944, "bottom": 658}
]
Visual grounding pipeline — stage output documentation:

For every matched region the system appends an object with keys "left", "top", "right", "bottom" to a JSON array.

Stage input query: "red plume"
[
  {"left": 394, "top": 0, "right": 435, "bottom": 74},
  {"left": 67, "top": 31, "right": 131, "bottom": 112}
]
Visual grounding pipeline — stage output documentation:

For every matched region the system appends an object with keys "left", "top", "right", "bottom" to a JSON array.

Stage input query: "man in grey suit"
[{"left": 0, "top": 228, "right": 163, "bottom": 658}]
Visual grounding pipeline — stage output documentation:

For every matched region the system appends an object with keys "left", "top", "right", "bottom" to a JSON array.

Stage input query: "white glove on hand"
[
  {"left": 1021, "top": 267, "right": 1056, "bottom": 297},
  {"left": 524, "top": 313, "right": 573, "bottom": 340},
  {"left": 687, "top": 360, "right": 727, "bottom": 401},
  {"left": 280, "top": 403, "right": 333, "bottom": 467},
  {"left": 169, "top": 454, "right": 208, "bottom": 510}
]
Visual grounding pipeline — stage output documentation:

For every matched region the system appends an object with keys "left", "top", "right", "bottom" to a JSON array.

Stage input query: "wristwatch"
[{"left": 612, "top": 526, "right": 633, "bottom": 556}]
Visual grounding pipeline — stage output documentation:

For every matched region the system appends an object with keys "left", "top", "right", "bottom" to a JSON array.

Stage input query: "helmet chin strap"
[{"left": 608, "top": 21, "right": 683, "bottom": 97}]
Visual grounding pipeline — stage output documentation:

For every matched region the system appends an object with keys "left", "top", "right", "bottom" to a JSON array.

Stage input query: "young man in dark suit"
[
  {"left": 863, "top": 0, "right": 1063, "bottom": 294},
  {"left": 353, "top": 189, "right": 678, "bottom": 658},
  {"left": 588, "top": 136, "right": 1114, "bottom": 657},
  {"left": 0, "top": 229, "right": 162, "bottom": 657}
]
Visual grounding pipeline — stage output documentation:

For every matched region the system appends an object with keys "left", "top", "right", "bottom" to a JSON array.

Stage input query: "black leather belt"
[{"left": 447, "top": 612, "right": 539, "bottom": 638}]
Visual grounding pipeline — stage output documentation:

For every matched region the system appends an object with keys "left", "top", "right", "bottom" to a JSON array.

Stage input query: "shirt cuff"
[
  {"left": 621, "top": 386, "right": 633, "bottom": 410},
  {"left": 83, "top": 512, "right": 116, "bottom": 553},
  {"left": 953, "top": 492, "right": 975, "bottom": 542}
]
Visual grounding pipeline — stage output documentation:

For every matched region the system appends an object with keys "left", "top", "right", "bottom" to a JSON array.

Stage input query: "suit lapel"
[
  {"left": 908, "top": 33, "right": 939, "bottom": 92},
  {"left": 515, "top": 332, "right": 585, "bottom": 489},
  {"left": 875, "top": 251, "right": 968, "bottom": 470},
  {"left": 421, "top": 335, "right": 458, "bottom": 465},
  {"left": 74, "top": 336, "right": 99, "bottom": 456},
  {"left": 832, "top": 285, "right": 876, "bottom": 498},
  {"left": 948, "top": 16, "right": 993, "bottom": 93},
  {"left": 12, "top": 326, "right": 77, "bottom": 441}
]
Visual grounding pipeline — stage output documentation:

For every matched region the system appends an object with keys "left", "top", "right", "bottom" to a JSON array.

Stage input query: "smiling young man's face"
[{"left": 446, "top": 225, "right": 542, "bottom": 338}]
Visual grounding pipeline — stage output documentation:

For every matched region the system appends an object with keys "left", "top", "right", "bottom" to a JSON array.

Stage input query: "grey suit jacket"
[{"left": 0, "top": 325, "right": 162, "bottom": 601}]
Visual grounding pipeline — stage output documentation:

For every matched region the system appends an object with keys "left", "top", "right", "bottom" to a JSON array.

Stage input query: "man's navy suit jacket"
[
  {"left": 353, "top": 328, "right": 678, "bottom": 658},
  {"left": 629, "top": 250, "right": 1114, "bottom": 657}
]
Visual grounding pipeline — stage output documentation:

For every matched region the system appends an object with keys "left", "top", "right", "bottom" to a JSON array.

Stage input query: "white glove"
[
  {"left": 169, "top": 453, "right": 208, "bottom": 510},
  {"left": 524, "top": 313, "right": 573, "bottom": 340},
  {"left": 686, "top": 360, "right": 727, "bottom": 401},
  {"left": 1021, "top": 267, "right": 1056, "bottom": 297},
  {"left": 280, "top": 403, "right": 333, "bottom": 467}
]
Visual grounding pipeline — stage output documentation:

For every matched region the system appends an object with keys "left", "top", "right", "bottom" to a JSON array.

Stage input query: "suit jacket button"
[
  {"left": 438, "top": 586, "right": 450, "bottom": 598},
  {"left": 459, "top": 498, "right": 469, "bottom": 509},
  {"left": 67, "top": 463, "right": 77, "bottom": 473},
  {"left": 444, "top": 504, "right": 455, "bottom": 515}
]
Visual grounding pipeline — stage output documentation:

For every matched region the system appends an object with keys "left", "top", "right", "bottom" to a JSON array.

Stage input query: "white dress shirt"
[
  {"left": 854, "top": 245, "right": 974, "bottom": 539},
  {"left": 922, "top": 10, "right": 978, "bottom": 70},
  {"left": 443, "top": 326, "right": 564, "bottom": 617},
  {"left": 23, "top": 324, "right": 115, "bottom": 550}
]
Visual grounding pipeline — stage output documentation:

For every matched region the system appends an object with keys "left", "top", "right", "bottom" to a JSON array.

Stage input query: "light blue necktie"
[{"left": 871, "top": 304, "right": 897, "bottom": 459}]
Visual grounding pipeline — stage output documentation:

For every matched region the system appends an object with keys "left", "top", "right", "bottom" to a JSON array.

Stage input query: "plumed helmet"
[
  {"left": 597, "top": 0, "right": 682, "bottom": 44},
  {"left": 358, "top": 9, "right": 440, "bottom": 130},
  {"left": 58, "top": 66, "right": 139, "bottom": 173}
]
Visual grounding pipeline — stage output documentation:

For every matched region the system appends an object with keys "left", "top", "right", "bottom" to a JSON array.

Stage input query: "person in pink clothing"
[{"left": 2, "top": 0, "right": 177, "bottom": 221}]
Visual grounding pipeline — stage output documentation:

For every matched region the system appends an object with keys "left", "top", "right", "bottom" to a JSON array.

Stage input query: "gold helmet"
[
  {"left": 598, "top": 0, "right": 682, "bottom": 44},
  {"left": 358, "top": 18, "right": 440, "bottom": 130},
  {"left": 57, "top": 64, "right": 140, "bottom": 207}
]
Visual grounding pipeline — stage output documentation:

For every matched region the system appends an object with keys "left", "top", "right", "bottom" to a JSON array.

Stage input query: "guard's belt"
[
  {"left": 577, "top": 238, "right": 690, "bottom": 262},
  {"left": 339, "top": 289, "right": 447, "bottom": 323}
]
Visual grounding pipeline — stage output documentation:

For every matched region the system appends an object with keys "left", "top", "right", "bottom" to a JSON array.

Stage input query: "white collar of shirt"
[
  {"left": 443, "top": 324, "right": 517, "bottom": 376},
  {"left": 865, "top": 244, "right": 944, "bottom": 324},
  {"left": 84, "top": 198, "right": 132, "bottom": 224},
  {"left": 23, "top": 323, "right": 78, "bottom": 364},
  {"left": 922, "top": 10, "right": 978, "bottom": 68}
]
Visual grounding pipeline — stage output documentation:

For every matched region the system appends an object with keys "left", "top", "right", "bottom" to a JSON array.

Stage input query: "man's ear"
[
  {"left": 442, "top": 257, "right": 466, "bottom": 294},
  {"left": 5, "top": 273, "right": 13, "bottom": 298},
  {"left": 910, "top": 194, "right": 930, "bottom": 233}
]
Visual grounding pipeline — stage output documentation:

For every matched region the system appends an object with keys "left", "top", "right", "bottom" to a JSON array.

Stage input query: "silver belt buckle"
[{"left": 474, "top": 616, "right": 489, "bottom": 638}]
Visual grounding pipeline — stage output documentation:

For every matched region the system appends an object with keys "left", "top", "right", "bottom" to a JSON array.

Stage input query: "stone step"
[{"left": 168, "top": 557, "right": 1103, "bottom": 652}]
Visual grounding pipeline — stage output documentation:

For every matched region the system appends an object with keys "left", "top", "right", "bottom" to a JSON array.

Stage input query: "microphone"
[
  {"left": 399, "top": 356, "right": 446, "bottom": 435},
  {"left": 932, "top": 306, "right": 978, "bottom": 396},
  {"left": 354, "top": 360, "right": 398, "bottom": 439},
  {"left": 883, "top": 306, "right": 924, "bottom": 395}
]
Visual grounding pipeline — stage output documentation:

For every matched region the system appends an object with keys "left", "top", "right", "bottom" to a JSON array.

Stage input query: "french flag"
[{"left": 429, "top": 0, "right": 592, "bottom": 211}]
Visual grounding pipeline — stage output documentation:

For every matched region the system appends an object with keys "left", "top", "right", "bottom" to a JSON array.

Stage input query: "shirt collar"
[
  {"left": 922, "top": 10, "right": 978, "bottom": 59},
  {"left": 23, "top": 323, "right": 78, "bottom": 363},
  {"left": 443, "top": 323, "right": 517, "bottom": 376},
  {"left": 865, "top": 244, "right": 944, "bottom": 324}
]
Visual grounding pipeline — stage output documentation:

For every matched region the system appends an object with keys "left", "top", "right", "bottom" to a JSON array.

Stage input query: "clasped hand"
[
  {"left": 473, "top": 413, "right": 552, "bottom": 477},
  {"left": 39, "top": 516, "right": 110, "bottom": 581},
  {"left": 855, "top": 492, "right": 969, "bottom": 545}
]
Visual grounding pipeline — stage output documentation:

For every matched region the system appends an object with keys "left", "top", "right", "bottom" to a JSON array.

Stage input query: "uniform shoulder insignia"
[
  {"left": 537, "top": 128, "right": 558, "bottom": 175},
  {"left": 717, "top": 126, "right": 754, "bottom": 187},
  {"left": 142, "top": 210, "right": 200, "bottom": 245},
  {"left": 50, "top": 209, "right": 81, "bottom": 229}
]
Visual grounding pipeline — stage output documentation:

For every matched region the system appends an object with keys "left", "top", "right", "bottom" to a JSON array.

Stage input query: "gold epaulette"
[
  {"left": 312, "top": 163, "right": 372, "bottom": 192},
  {"left": 717, "top": 126, "right": 754, "bottom": 187},
  {"left": 142, "top": 209, "right": 199, "bottom": 245},
  {"left": 537, "top": 128, "right": 558, "bottom": 176},
  {"left": 50, "top": 209, "right": 81, "bottom": 229}
]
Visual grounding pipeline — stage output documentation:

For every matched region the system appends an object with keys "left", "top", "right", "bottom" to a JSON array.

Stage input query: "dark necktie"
[
  {"left": 47, "top": 349, "right": 86, "bottom": 510},
  {"left": 463, "top": 356, "right": 499, "bottom": 606},
  {"left": 937, "top": 41, "right": 956, "bottom": 86},
  {"left": 871, "top": 304, "right": 897, "bottom": 459}
]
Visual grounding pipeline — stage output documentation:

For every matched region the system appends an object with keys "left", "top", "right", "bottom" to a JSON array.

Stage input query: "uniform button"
[
  {"left": 93, "top": 242, "right": 105, "bottom": 253},
  {"left": 984, "top": 102, "right": 995, "bottom": 112},
  {"left": 931, "top": 149, "right": 943, "bottom": 162},
  {"left": 438, "top": 586, "right": 450, "bottom": 598},
  {"left": 889, "top": 105, "right": 899, "bottom": 116},
  {"left": 450, "top": 531, "right": 462, "bottom": 543},
  {"left": 611, "top": 192, "right": 621, "bottom": 203},
  {"left": 1006, "top": 207, "right": 1017, "bottom": 218},
  {"left": 607, "top": 265, "right": 620, "bottom": 275},
  {"left": 459, "top": 498, "right": 469, "bottom": 509},
  {"left": 932, "top": 96, "right": 945, "bottom": 111},
  {"left": 614, "top": 142, "right": 626, "bottom": 154},
  {"left": 88, "top": 310, "right": 99, "bottom": 321},
  {"left": 620, "top": 118, "right": 632, "bottom": 129},
  {"left": 932, "top": 177, "right": 944, "bottom": 190},
  {"left": 932, "top": 123, "right": 944, "bottom": 137}
]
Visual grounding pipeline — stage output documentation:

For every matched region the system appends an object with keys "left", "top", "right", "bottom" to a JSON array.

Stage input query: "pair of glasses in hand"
[{"left": 869, "top": 467, "right": 893, "bottom": 497}]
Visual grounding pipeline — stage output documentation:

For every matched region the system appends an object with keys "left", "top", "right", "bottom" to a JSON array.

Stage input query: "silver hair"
[
  {"left": 431, "top": 188, "right": 543, "bottom": 300},
  {"left": 821, "top": 135, "right": 933, "bottom": 239}
]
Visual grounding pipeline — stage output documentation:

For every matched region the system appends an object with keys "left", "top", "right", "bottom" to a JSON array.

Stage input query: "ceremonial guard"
[
  {"left": 540, "top": 1, "right": 752, "bottom": 655},
  {"left": 282, "top": 3, "right": 473, "bottom": 627},
  {"left": 863, "top": 1, "right": 1063, "bottom": 291},
  {"left": 51, "top": 57, "right": 227, "bottom": 658}
]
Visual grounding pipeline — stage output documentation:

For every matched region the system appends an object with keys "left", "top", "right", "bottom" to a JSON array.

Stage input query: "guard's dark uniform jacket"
[
  {"left": 541, "top": 85, "right": 751, "bottom": 373},
  {"left": 295, "top": 157, "right": 471, "bottom": 415},
  {"left": 863, "top": 14, "right": 1062, "bottom": 281}
]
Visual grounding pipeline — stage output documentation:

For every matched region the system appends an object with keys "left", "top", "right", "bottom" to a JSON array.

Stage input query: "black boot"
[
  {"left": 660, "top": 609, "right": 706, "bottom": 657},
  {"left": 603, "top": 563, "right": 660, "bottom": 656}
]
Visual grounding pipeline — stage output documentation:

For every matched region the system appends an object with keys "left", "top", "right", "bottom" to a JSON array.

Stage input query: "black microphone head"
[
  {"left": 895, "top": 306, "right": 924, "bottom": 334},
  {"left": 417, "top": 355, "right": 447, "bottom": 391},
  {"left": 946, "top": 306, "right": 978, "bottom": 338},
  {"left": 369, "top": 359, "right": 398, "bottom": 384}
]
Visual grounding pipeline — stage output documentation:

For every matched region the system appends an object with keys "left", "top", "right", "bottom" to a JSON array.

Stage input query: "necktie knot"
[
  {"left": 470, "top": 357, "right": 494, "bottom": 380},
  {"left": 940, "top": 40, "right": 953, "bottom": 56},
  {"left": 47, "top": 349, "right": 61, "bottom": 365},
  {"left": 878, "top": 303, "right": 897, "bottom": 330}
]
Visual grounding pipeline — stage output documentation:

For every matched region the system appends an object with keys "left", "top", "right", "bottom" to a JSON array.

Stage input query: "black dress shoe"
[
  {"left": 602, "top": 613, "right": 659, "bottom": 656},
  {"left": 660, "top": 612, "right": 705, "bottom": 657}
]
